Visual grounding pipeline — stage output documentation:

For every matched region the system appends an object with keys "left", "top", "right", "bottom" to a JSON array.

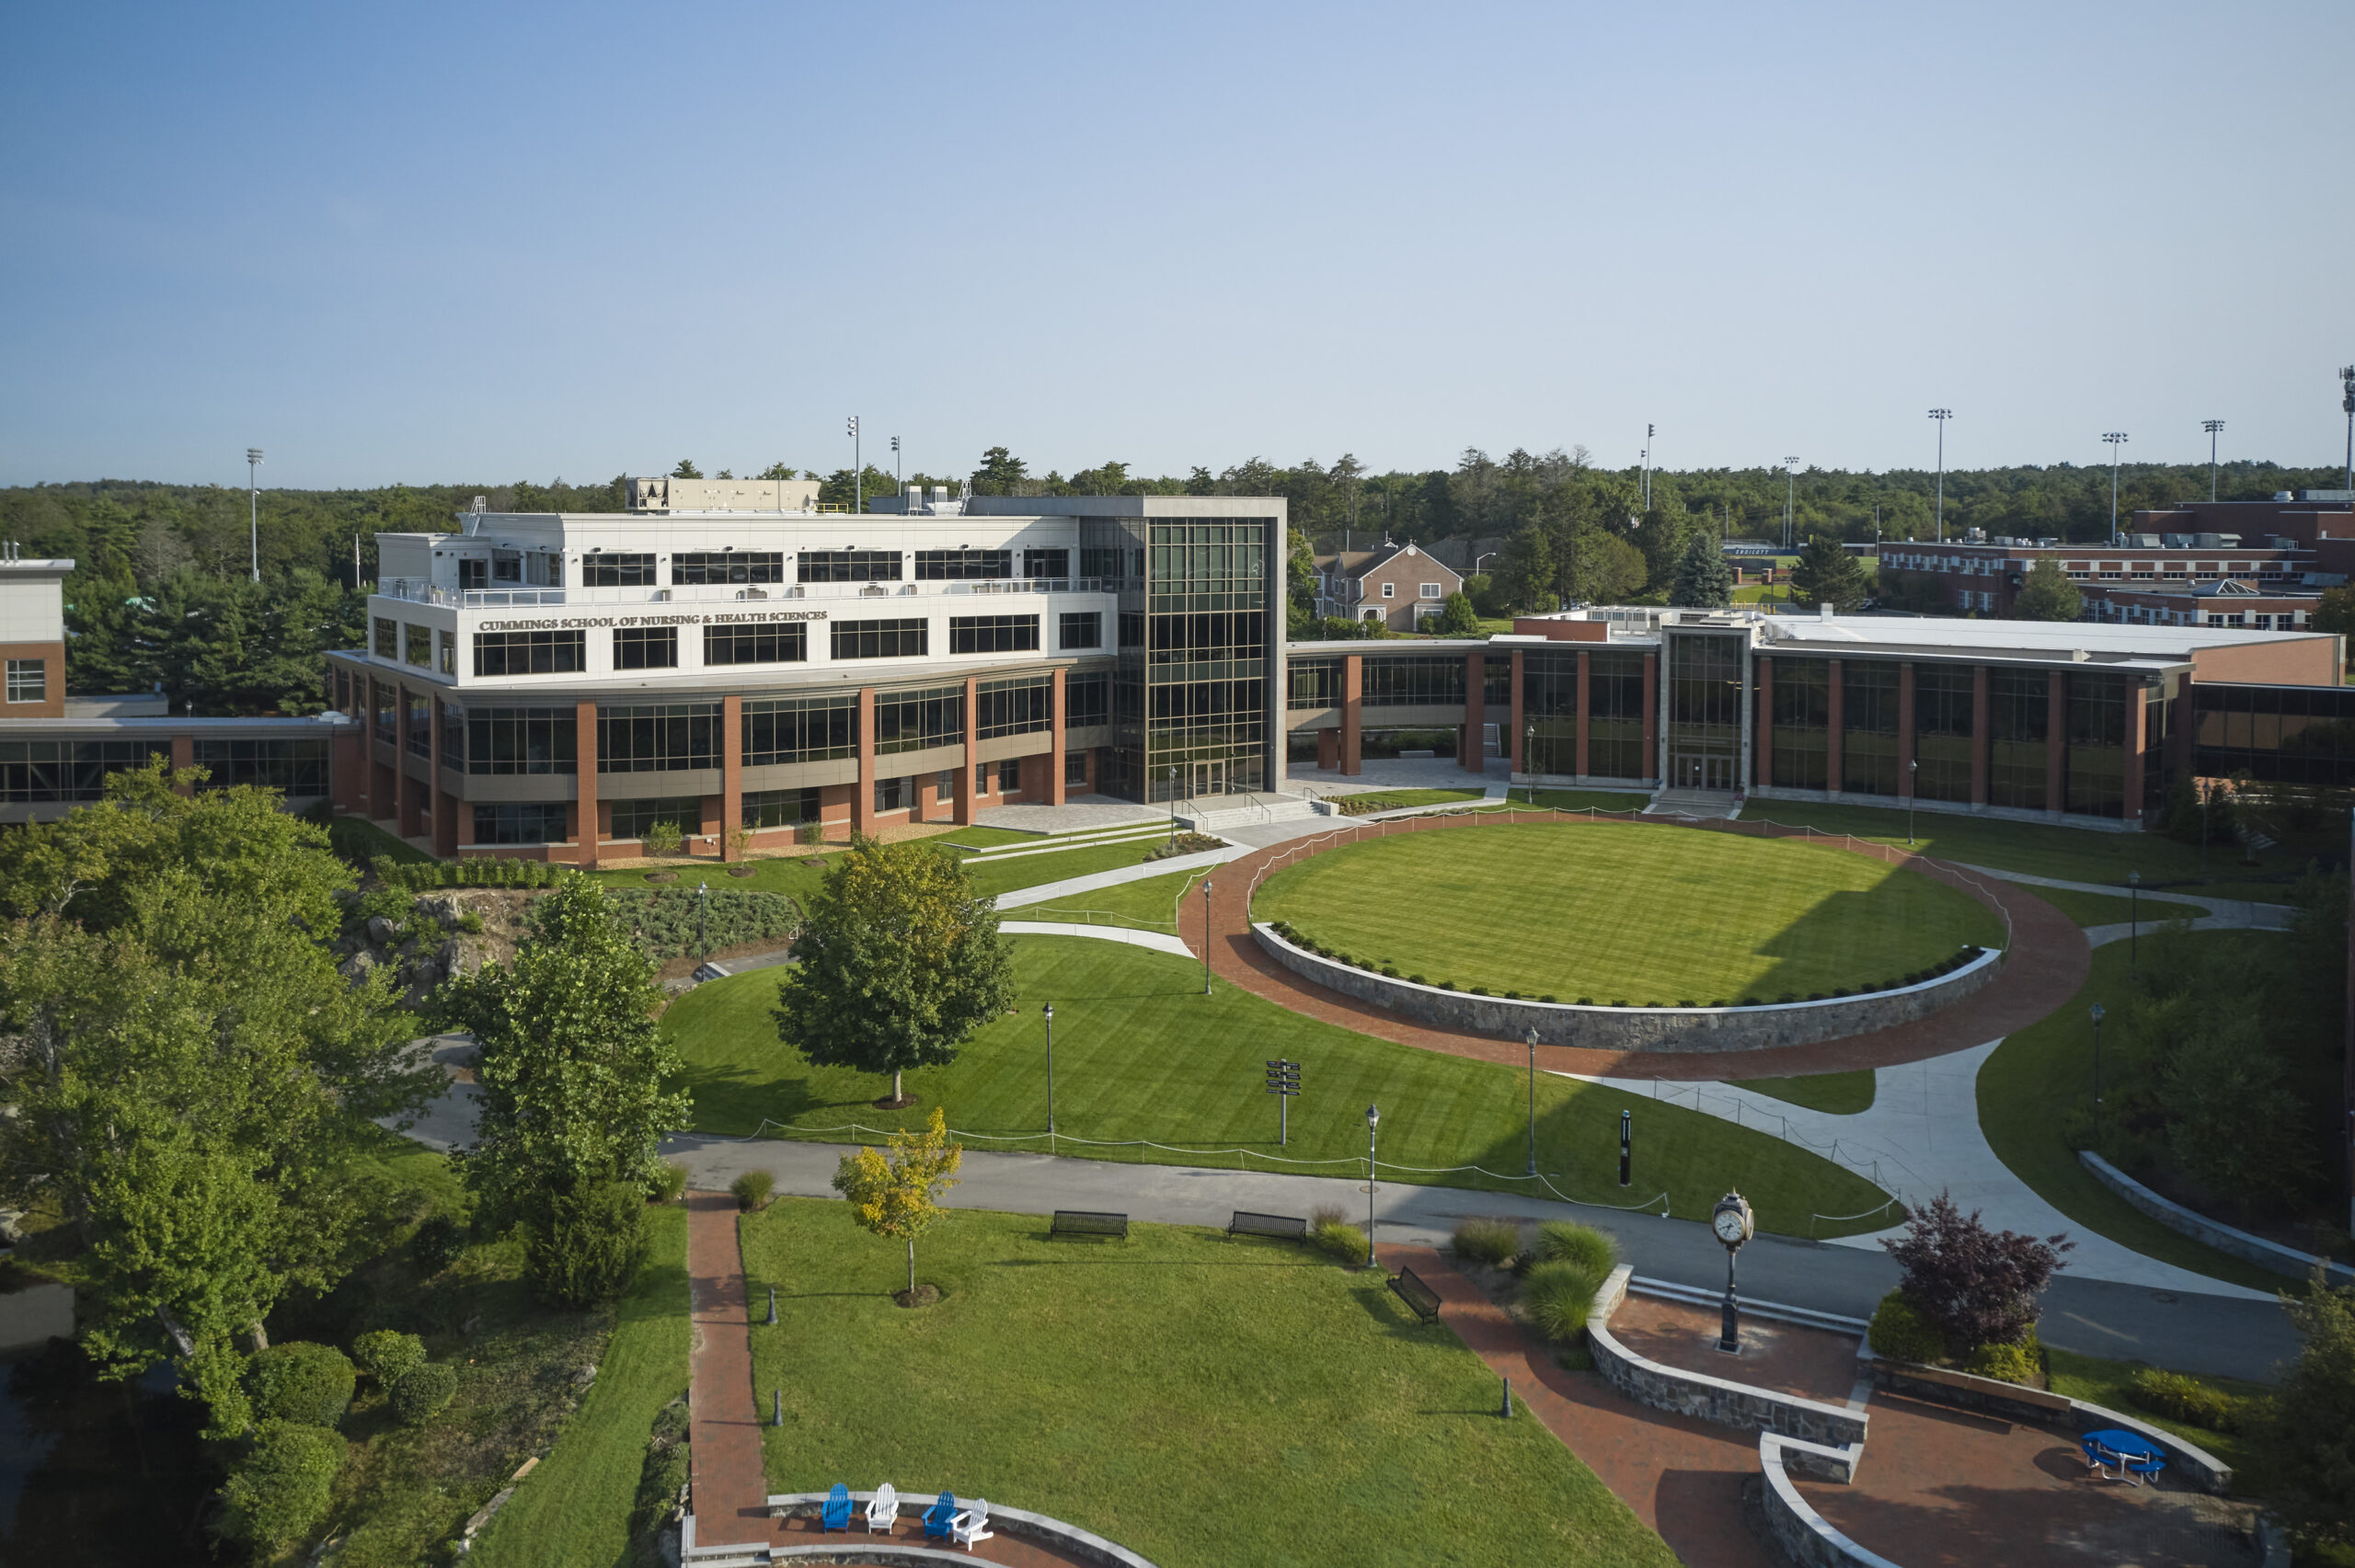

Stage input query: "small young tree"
[
  {"left": 1430, "top": 591, "right": 1482, "bottom": 636},
  {"left": 727, "top": 823, "right": 754, "bottom": 864},
  {"left": 1789, "top": 534, "right": 1867, "bottom": 612},
  {"left": 639, "top": 818, "right": 685, "bottom": 859},
  {"left": 1881, "top": 1192, "right": 2071, "bottom": 1349},
  {"left": 2252, "top": 1269, "right": 2355, "bottom": 1550},
  {"left": 775, "top": 836, "right": 1016, "bottom": 1105},
  {"left": 832, "top": 1109, "right": 963, "bottom": 1297},
  {"left": 1667, "top": 532, "right": 1732, "bottom": 609},
  {"left": 2012, "top": 558, "right": 2083, "bottom": 622}
]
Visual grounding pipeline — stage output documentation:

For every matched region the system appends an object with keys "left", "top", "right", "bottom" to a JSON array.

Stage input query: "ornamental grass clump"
[
  {"left": 731, "top": 1168, "right": 775, "bottom": 1211},
  {"left": 1521, "top": 1259, "right": 1605, "bottom": 1342},
  {"left": 1535, "top": 1219, "right": 1619, "bottom": 1278},
  {"left": 1308, "top": 1205, "right": 1365, "bottom": 1264},
  {"left": 1451, "top": 1217, "right": 1521, "bottom": 1266}
]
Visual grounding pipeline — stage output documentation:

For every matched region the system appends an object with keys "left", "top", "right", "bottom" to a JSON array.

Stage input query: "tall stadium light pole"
[
  {"left": 2340, "top": 366, "right": 2355, "bottom": 499},
  {"left": 1927, "top": 410, "right": 1952, "bottom": 542},
  {"left": 890, "top": 435, "right": 901, "bottom": 502},
  {"left": 2202, "top": 419, "right": 2225, "bottom": 502},
  {"left": 1784, "top": 458, "right": 1799, "bottom": 549},
  {"left": 847, "top": 416, "right": 861, "bottom": 513},
  {"left": 246, "top": 448, "right": 264, "bottom": 583},
  {"left": 1642, "top": 423, "right": 1655, "bottom": 511},
  {"left": 2102, "top": 433, "right": 2129, "bottom": 544}
]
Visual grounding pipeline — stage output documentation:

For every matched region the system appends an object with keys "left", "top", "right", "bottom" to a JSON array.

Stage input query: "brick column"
[
  {"left": 1049, "top": 668, "right": 1068, "bottom": 804},
  {"left": 1754, "top": 656, "right": 1774, "bottom": 788},
  {"left": 1970, "top": 664, "right": 1991, "bottom": 807},
  {"left": 1340, "top": 655, "right": 1362, "bottom": 777},
  {"left": 1316, "top": 728, "right": 1339, "bottom": 770},
  {"left": 1576, "top": 650, "right": 1592, "bottom": 779},
  {"left": 853, "top": 686, "right": 877, "bottom": 836},
  {"left": 430, "top": 695, "right": 458, "bottom": 857},
  {"left": 2045, "top": 671, "right": 2066, "bottom": 815},
  {"left": 574, "top": 700, "right": 600, "bottom": 868},
  {"left": 1461, "top": 649, "right": 1485, "bottom": 775},
  {"left": 955, "top": 677, "right": 979, "bottom": 826},
  {"left": 1640, "top": 652, "right": 1659, "bottom": 784},
  {"left": 170, "top": 731, "right": 196, "bottom": 796},
  {"left": 1509, "top": 649, "right": 1525, "bottom": 773},
  {"left": 2123, "top": 681, "right": 2147, "bottom": 822},
  {"left": 1825, "top": 659, "right": 1844, "bottom": 794},
  {"left": 720, "top": 693, "right": 743, "bottom": 860},
  {"left": 1898, "top": 661, "right": 1916, "bottom": 800}
]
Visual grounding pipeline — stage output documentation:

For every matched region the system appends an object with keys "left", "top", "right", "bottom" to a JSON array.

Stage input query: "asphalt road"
[{"left": 665, "top": 1135, "right": 2302, "bottom": 1384}]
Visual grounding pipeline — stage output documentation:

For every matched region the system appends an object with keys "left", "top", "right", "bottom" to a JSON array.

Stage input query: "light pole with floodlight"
[
  {"left": 2103, "top": 433, "right": 2129, "bottom": 544},
  {"left": 247, "top": 448, "right": 264, "bottom": 583},
  {"left": 2203, "top": 420, "right": 2225, "bottom": 501},
  {"left": 890, "top": 435, "right": 901, "bottom": 503},
  {"left": 847, "top": 416, "right": 862, "bottom": 513},
  {"left": 1928, "top": 410, "right": 1952, "bottom": 542},
  {"left": 1523, "top": 1027, "right": 1540, "bottom": 1176},
  {"left": 1784, "top": 458, "right": 1799, "bottom": 550},
  {"left": 1364, "top": 1104, "right": 1380, "bottom": 1268}
]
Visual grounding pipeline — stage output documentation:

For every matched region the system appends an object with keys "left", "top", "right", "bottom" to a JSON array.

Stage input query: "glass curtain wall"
[
  {"left": 2064, "top": 672, "right": 2127, "bottom": 818},
  {"left": 1770, "top": 660, "right": 1830, "bottom": 789},
  {"left": 1522, "top": 650, "right": 1577, "bottom": 775},
  {"left": 1913, "top": 666, "right": 1975, "bottom": 802},
  {"left": 1135, "top": 519, "right": 1273, "bottom": 801},
  {"left": 1841, "top": 661, "right": 1901, "bottom": 796},
  {"left": 2194, "top": 681, "right": 2355, "bottom": 787},
  {"left": 1588, "top": 650, "right": 1647, "bottom": 780},
  {"left": 1666, "top": 633, "right": 1742, "bottom": 791},
  {"left": 1988, "top": 670, "right": 2048, "bottom": 810}
]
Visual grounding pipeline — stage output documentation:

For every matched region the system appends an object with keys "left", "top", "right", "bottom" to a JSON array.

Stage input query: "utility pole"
[
  {"left": 246, "top": 448, "right": 264, "bottom": 582},
  {"left": 1927, "top": 409, "right": 1952, "bottom": 541},
  {"left": 2103, "top": 433, "right": 2129, "bottom": 544},
  {"left": 2202, "top": 419, "right": 2225, "bottom": 502},
  {"left": 847, "top": 416, "right": 861, "bottom": 513}
]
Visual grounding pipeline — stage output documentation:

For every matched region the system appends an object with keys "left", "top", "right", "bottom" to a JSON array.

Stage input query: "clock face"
[{"left": 1714, "top": 1208, "right": 1747, "bottom": 1243}]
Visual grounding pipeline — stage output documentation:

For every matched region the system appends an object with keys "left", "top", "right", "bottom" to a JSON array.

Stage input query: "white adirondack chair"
[
  {"left": 865, "top": 1482, "right": 900, "bottom": 1534},
  {"left": 951, "top": 1499, "right": 994, "bottom": 1551}
]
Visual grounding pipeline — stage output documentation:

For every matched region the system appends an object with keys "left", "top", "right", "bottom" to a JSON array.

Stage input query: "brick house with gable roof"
[{"left": 1313, "top": 543, "right": 1464, "bottom": 632}]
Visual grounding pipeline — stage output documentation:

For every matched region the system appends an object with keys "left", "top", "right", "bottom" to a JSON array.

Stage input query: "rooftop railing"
[{"left": 373, "top": 577, "right": 1118, "bottom": 610}]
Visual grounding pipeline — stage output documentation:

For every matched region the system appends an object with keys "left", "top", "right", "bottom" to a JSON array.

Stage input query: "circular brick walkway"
[{"left": 1196, "top": 810, "right": 2090, "bottom": 1082}]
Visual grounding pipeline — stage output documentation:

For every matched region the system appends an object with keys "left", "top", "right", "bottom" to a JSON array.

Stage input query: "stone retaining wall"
[
  {"left": 1758, "top": 1436, "right": 1903, "bottom": 1568},
  {"left": 764, "top": 1492, "right": 1156, "bottom": 1568},
  {"left": 2079, "top": 1151, "right": 2355, "bottom": 1288},
  {"left": 1253, "top": 923, "right": 2000, "bottom": 1053},
  {"left": 1585, "top": 1265, "right": 1869, "bottom": 1447}
]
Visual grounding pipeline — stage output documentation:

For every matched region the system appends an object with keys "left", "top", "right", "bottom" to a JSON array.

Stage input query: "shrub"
[
  {"left": 1470, "top": 986, "right": 1489, "bottom": 997},
  {"left": 390, "top": 1362, "right": 458, "bottom": 1426},
  {"left": 1867, "top": 1289, "right": 1946, "bottom": 1364},
  {"left": 1540, "top": 994, "right": 1557, "bottom": 1004},
  {"left": 249, "top": 1342, "right": 357, "bottom": 1427},
  {"left": 525, "top": 1181, "right": 652, "bottom": 1307},
  {"left": 649, "top": 1161, "right": 689, "bottom": 1202},
  {"left": 1308, "top": 1205, "right": 1364, "bottom": 1264},
  {"left": 1452, "top": 1217, "right": 1522, "bottom": 1266},
  {"left": 1965, "top": 1332, "right": 2042, "bottom": 1385},
  {"left": 455, "top": 910, "right": 486, "bottom": 933},
  {"left": 1881, "top": 1193, "right": 2070, "bottom": 1349},
  {"left": 410, "top": 1214, "right": 465, "bottom": 1275},
  {"left": 1536, "top": 1220, "right": 1619, "bottom": 1277},
  {"left": 2130, "top": 1367, "right": 2244, "bottom": 1433},
  {"left": 216, "top": 1420, "right": 343, "bottom": 1548},
  {"left": 1407, "top": 974, "right": 1427, "bottom": 986},
  {"left": 1437, "top": 979, "right": 1456, "bottom": 991},
  {"left": 1522, "top": 1259, "right": 1605, "bottom": 1342},
  {"left": 349, "top": 1330, "right": 426, "bottom": 1390},
  {"left": 731, "top": 1169, "right": 775, "bottom": 1211},
  {"left": 640, "top": 819, "right": 686, "bottom": 858},
  {"left": 627, "top": 1399, "right": 693, "bottom": 1557},
  {"left": 798, "top": 819, "right": 826, "bottom": 846}
]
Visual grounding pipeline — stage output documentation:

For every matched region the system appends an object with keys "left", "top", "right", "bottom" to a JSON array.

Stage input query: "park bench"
[
  {"left": 1227, "top": 1210, "right": 1308, "bottom": 1243},
  {"left": 1051, "top": 1209, "right": 1129, "bottom": 1240},
  {"left": 1388, "top": 1266, "right": 1443, "bottom": 1323}
]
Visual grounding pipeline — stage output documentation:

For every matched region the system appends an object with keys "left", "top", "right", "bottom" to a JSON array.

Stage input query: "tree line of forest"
[{"left": 4, "top": 448, "right": 2346, "bottom": 712}]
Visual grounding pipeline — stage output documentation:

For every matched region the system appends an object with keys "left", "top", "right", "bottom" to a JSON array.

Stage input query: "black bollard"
[
  {"left": 1618, "top": 1109, "right": 1632, "bottom": 1188},
  {"left": 1500, "top": 1375, "right": 1511, "bottom": 1419},
  {"left": 773, "top": 1388, "right": 782, "bottom": 1426},
  {"left": 766, "top": 1284, "right": 776, "bottom": 1325}
]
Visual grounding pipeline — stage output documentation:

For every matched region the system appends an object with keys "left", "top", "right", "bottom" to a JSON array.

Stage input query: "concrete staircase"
[
  {"left": 1643, "top": 787, "right": 1743, "bottom": 820},
  {"left": 1178, "top": 792, "right": 1323, "bottom": 831}
]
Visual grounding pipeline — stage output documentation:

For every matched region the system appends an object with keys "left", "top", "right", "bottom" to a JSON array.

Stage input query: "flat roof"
[{"left": 1761, "top": 613, "right": 2325, "bottom": 657}]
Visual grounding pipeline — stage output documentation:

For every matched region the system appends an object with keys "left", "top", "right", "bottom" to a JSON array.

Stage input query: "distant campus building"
[
  {"left": 5, "top": 486, "right": 2354, "bottom": 841},
  {"left": 1312, "top": 543, "right": 1464, "bottom": 631}
]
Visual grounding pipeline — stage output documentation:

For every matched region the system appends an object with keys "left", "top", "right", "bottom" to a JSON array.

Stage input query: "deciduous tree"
[
  {"left": 1880, "top": 1192, "right": 2071, "bottom": 1349},
  {"left": 2252, "top": 1270, "right": 2355, "bottom": 1550},
  {"left": 2011, "top": 558, "right": 2082, "bottom": 622},
  {"left": 833, "top": 1108, "right": 963, "bottom": 1296}
]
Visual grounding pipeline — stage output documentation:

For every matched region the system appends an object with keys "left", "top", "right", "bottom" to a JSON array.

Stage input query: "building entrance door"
[{"left": 1193, "top": 760, "right": 1225, "bottom": 798}]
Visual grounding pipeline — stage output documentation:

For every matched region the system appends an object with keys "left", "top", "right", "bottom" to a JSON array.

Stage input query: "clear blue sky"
[{"left": 3, "top": 2, "right": 2349, "bottom": 490}]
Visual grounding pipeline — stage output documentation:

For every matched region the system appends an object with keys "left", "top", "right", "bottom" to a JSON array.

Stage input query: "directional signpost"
[{"left": 1265, "top": 1059, "right": 1301, "bottom": 1145}]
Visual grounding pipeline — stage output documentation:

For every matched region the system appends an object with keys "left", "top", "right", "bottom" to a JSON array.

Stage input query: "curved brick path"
[{"left": 1195, "top": 810, "right": 2090, "bottom": 1082}]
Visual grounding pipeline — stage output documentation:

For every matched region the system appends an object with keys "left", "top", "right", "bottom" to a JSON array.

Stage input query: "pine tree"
[
  {"left": 1790, "top": 534, "right": 1867, "bottom": 611},
  {"left": 1668, "top": 532, "right": 1732, "bottom": 608}
]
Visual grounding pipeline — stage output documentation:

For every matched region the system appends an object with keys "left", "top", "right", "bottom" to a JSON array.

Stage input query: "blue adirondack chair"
[
  {"left": 821, "top": 1482, "right": 852, "bottom": 1532},
  {"left": 923, "top": 1491, "right": 959, "bottom": 1541}
]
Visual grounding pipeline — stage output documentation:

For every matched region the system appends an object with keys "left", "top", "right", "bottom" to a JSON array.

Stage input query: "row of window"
[
  {"left": 466, "top": 612, "right": 1103, "bottom": 677},
  {"left": 0, "top": 738, "right": 330, "bottom": 803}
]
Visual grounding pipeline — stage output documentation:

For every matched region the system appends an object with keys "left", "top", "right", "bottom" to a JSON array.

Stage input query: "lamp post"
[
  {"left": 1525, "top": 720, "right": 1537, "bottom": 805},
  {"left": 1523, "top": 1026, "right": 1540, "bottom": 1176},
  {"left": 1712, "top": 1190, "right": 1754, "bottom": 1353},
  {"left": 2089, "top": 1002, "right": 2107, "bottom": 1147},
  {"left": 1166, "top": 765, "right": 1178, "bottom": 847},
  {"left": 1364, "top": 1104, "right": 1380, "bottom": 1269},
  {"left": 1042, "top": 1002, "right": 1055, "bottom": 1139},
  {"left": 847, "top": 416, "right": 862, "bottom": 513},
  {"left": 1201, "top": 877, "right": 1214, "bottom": 996},
  {"left": 2127, "top": 870, "right": 2139, "bottom": 976},
  {"left": 1907, "top": 759, "right": 1918, "bottom": 845},
  {"left": 696, "top": 879, "right": 708, "bottom": 960},
  {"left": 2202, "top": 419, "right": 2225, "bottom": 502},
  {"left": 1927, "top": 410, "right": 1952, "bottom": 542},
  {"left": 2103, "top": 433, "right": 2129, "bottom": 544},
  {"left": 247, "top": 447, "right": 264, "bottom": 583}
]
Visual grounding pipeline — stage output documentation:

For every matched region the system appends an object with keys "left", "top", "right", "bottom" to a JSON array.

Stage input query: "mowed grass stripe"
[
  {"left": 1251, "top": 823, "right": 2002, "bottom": 1002},
  {"left": 664, "top": 936, "right": 1893, "bottom": 1236}
]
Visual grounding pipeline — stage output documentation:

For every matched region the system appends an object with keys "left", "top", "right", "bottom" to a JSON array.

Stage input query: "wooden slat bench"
[
  {"left": 1227, "top": 1210, "right": 1308, "bottom": 1242},
  {"left": 1388, "top": 1266, "right": 1443, "bottom": 1323},
  {"left": 1050, "top": 1209, "right": 1129, "bottom": 1239}
]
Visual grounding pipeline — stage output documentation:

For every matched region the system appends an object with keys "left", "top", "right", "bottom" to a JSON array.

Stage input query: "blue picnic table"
[{"left": 2080, "top": 1427, "right": 2165, "bottom": 1485}]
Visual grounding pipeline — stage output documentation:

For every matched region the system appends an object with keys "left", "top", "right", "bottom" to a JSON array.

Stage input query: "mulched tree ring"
[
  {"left": 644, "top": 871, "right": 680, "bottom": 884},
  {"left": 803, "top": 857, "right": 829, "bottom": 868},
  {"left": 871, "top": 1093, "right": 918, "bottom": 1110},
  {"left": 894, "top": 1285, "right": 940, "bottom": 1310},
  {"left": 728, "top": 865, "right": 758, "bottom": 878}
]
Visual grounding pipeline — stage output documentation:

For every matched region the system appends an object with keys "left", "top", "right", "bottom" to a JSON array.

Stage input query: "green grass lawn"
[
  {"left": 582, "top": 829, "right": 1194, "bottom": 910},
  {"left": 1252, "top": 823, "right": 2002, "bottom": 1003},
  {"left": 2043, "top": 1345, "right": 2273, "bottom": 1478},
  {"left": 1975, "top": 932, "right": 2290, "bottom": 1293},
  {"left": 472, "top": 1205, "right": 690, "bottom": 1568},
  {"left": 2026, "top": 887, "right": 2211, "bottom": 928},
  {"left": 1497, "top": 788, "right": 1655, "bottom": 813},
  {"left": 664, "top": 936, "right": 1894, "bottom": 1236},
  {"left": 332, "top": 814, "right": 432, "bottom": 866},
  {"left": 1730, "top": 798, "right": 2301, "bottom": 903},
  {"left": 1725, "top": 1070, "right": 1877, "bottom": 1116},
  {"left": 743, "top": 1200, "right": 1677, "bottom": 1568},
  {"left": 1012, "top": 867, "right": 1208, "bottom": 930}
]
